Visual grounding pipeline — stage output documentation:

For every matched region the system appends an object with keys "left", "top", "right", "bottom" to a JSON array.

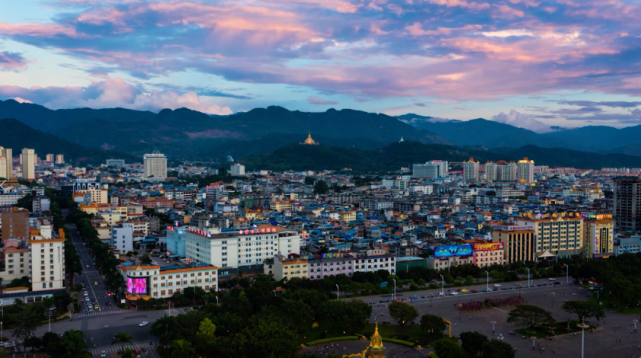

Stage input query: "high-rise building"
[
  {"left": 0, "top": 147, "right": 12, "bottom": 179},
  {"left": 143, "top": 152, "right": 167, "bottom": 178},
  {"left": 21, "top": 148, "right": 35, "bottom": 180},
  {"left": 516, "top": 212, "right": 584, "bottom": 258},
  {"left": 230, "top": 163, "right": 245, "bottom": 176},
  {"left": 45, "top": 154, "right": 54, "bottom": 163},
  {"left": 413, "top": 160, "right": 448, "bottom": 178},
  {"left": 55, "top": 154, "right": 64, "bottom": 164},
  {"left": 517, "top": 157, "right": 535, "bottom": 184},
  {"left": 1, "top": 209, "right": 30, "bottom": 241},
  {"left": 613, "top": 178, "right": 641, "bottom": 232},
  {"left": 485, "top": 162, "right": 496, "bottom": 182},
  {"left": 583, "top": 214, "right": 614, "bottom": 259},
  {"left": 29, "top": 225, "right": 66, "bottom": 291},
  {"left": 463, "top": 158, "right": 479, "bottom": 183}
]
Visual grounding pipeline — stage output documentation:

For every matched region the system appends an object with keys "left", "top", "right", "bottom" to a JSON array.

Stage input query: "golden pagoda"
[
  {"left": 300, "top": 132, "right": 319, "bottom": 145},
  {"left": 343, "top": 319, "right": 386, "bottom": 358}
]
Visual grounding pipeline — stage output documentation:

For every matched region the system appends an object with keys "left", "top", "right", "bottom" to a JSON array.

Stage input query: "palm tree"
[
  {"left": 111, "top": 331, "right": 134, "bottom": 355},
  {"left": 60, "top": 329, "right": 91, "bottom": 358}
]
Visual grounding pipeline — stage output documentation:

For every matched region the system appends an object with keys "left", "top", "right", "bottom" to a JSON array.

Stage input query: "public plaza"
[{"left": 299, "top": 282, "right": 641, "bottom": 357}]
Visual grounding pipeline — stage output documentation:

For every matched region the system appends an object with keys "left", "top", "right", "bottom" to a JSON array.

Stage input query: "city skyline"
[{"left": 0, "top": 1, "right": 641, "bottom": 132}]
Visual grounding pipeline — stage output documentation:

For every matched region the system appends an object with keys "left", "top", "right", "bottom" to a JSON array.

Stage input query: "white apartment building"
[
  {"left": 144, "top": 152, "right": 167, "bottom": 178},
  {"left": 463, "top": 158, "right": 479, "bottom": 183},
  {"left": 111, "top": 223, "right": 134, "bottom": 253},
  {"left": 0, "top": 147, "right": 13, "bottom": 179},
  {"left": 185, "top": 224, "right": 300, "bottom": 268},
  {"left": 118, "top": 263, "right": 218, "bottom": 301},
  {"left": 517, "top": 158, "right": 535, "bottom": 184},
  {"left": 411, "top": 185, "right": 433, "bottom": 195},
  {"left": 413, "top": 161, "right": 448, "bottom": 178},
  {"left": 230, "top": 163, "right": 245, "bottom": 176},
  {"left": 21, "top": 148, "right": 35, "bottom": 180},
  {"left": 0, "top": 194, "right": 25, "bottom": 206},
  {"left": 352, "top": 250, "right": 396, "bottom": 275},
  {"left": 28, "top": 224, "right": 65, "bottom": 291}
]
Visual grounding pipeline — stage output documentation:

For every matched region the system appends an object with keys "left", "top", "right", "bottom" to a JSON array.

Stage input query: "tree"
[
  {"left": 561, "top": 300, "right": 605, "bottom": 322},
  {"left": 388, "top": 301, "right": 418, "bottom": 330},
  {"left": 313, "top": 180, "right": 329, "bottom": 194},
  {"left": 169, "top": 339, "right": 195, "bottom": 358},
  {"left": 460, "top": 331, "right": 489, "bottom": 357},
  {"left": 506, "top": 304, "right": 555, "bottom": 328},
  {"left": 420, "top": 314, "right": 446, "bottom": 334},
  {"left": 53, "top": 291, "right": 73, "bottom": 311},
  {"left": 433, "top": 338, "right": 466, "bottom": 358},
  {"left": 197, "top": 318, "right": 216, "bottom": 341},
  {"left": 60, "top": 329, "right": 91, "bottom": 358},
  {"left": 140, "top": 253, "right": 152, "bottom": 265},
  {"left": 464, "top": 275, "right": 474, "bottom": 285},
  {"left": 111, "top": 331, "right": 133, "bottom": 355},
  {"left": 417, "top": 278, "right": 426, "bottom": 287},
  {"left": 481, "top": 339, "right": 515, "bottom": 358},
  {"left": 11, "top": 305, "right": 42, "bottom": 351},
  {"left": 304, "top": 176, "right": 315, "bottom": 185}
]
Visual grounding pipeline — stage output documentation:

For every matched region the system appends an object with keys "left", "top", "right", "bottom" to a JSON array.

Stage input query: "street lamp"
[
  {"left": 440, "top": 275, "right": 444, "bottom": 296},
  {"left": 336, "top": 284, "right": 340, "bottom": 300},
  {"left": 577, "top": 319, "right": 589, "bottom": 358},
  {"left": 491, "top": 321, "right": 496, "bottom": 335},
  {"left": 485, "top": 271, "right": 489, "bottom": 292},
  {"left": 634, "top": 319, "right": 638, "bottom": 332},
  {"left": 393, "top": 279, "right": 396, "bottom": 301},
  {"left": 526, "top": 268, "right": 530, "bottom": 288},
  {"left": 531, "top": 336, "right": 536, "bottom": 350},
  {"left": 215, "top": 296, "right": 219, "bottom": 305},
  {"left": 563, "top": 264, "right": 568, "bottom": 283}
]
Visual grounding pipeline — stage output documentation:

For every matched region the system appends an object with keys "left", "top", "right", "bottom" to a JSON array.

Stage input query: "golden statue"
[{"left": 343, "top": 319, "right": 386, "bottom": 358}]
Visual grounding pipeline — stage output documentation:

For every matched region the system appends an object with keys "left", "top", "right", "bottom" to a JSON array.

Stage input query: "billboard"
[
  {"left": 473, "top": 242, "right": 504, "bottom": 252},
  {"left": 126, "top": 277, "right": 148, "bottom": 295},
  {"left": 434, "top": 244, "right": 472, "bottom": 258}
]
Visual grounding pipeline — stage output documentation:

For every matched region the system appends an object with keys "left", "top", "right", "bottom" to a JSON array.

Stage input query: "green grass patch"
[
  {"left": 306, "top": 336, "right": 360, "bottom": 346},
  {"left": 590, "top": 296, "right": 641, "bottom": 315},
  {"left": 384, "top": 338, "right": 416, "bottom": 347}
]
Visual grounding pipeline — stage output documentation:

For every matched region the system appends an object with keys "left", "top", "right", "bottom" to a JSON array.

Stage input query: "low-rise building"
[
  {"left": 308, "top": 253, "right": 354, "bottom": 280},
  {"left": 118, "top": 263, "right": 218, "bottom": 300},
  {"left": 273, "top": 255, "right": 308, "bottom": 281}
]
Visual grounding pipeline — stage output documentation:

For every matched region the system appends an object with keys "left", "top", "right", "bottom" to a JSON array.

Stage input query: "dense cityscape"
[
  {"left": 3, "top": 0, "right": 641, "bottom": 357},
  {"left": 0, "top": 133, "right": 637, "bottom": 357}
]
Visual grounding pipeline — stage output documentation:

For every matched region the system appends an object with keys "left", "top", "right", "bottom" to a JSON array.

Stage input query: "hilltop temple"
[{"left": 300, "top": 133, "right": 319, "bottom": 145}]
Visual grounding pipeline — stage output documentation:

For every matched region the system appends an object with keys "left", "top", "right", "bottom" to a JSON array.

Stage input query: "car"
[
  {"left": 94, "top": 281, "right": 98, "bottom": 286},
  {"left": 83, "top": 291, "right": 88, "bottom": 296},
  {"left": 94, "top": 304, "right": 99, "bottom": 309},
  {"left": 554, "top": 282, "right": 561, "bottom": 285},
  {"left": 88, "top": 307, "right": 94, "bottom": 312},
  {"left": 86, "top": 265, "right": 89, "bottom": 268},
  {"left": 450, "top": 292, "right": 459, "bottom": 295},
  {"left": 100, "top": 351, "right": 106, "bottom": 358},
  {"left": 471, "top": 290, "right": 479, "bottom": 293},
  {"left": 90, "top": 297, "right": 96, "bottom": 301},
  {"left": 139, "top": 321, "right": 149, "bottom": 327}
]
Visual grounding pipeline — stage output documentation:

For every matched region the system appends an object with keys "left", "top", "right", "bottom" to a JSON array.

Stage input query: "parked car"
[{"left": 139, "top": 321, "right": 149, "bottom": 327}]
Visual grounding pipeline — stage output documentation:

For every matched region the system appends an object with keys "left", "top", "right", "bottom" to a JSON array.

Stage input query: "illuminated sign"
[
  {"left": 580, "top": 213, "right": 612, "bottom": 220},
  {"left": 434, "top": 244, "right": 473, "bottom": 258},
  {"left": 322, "top": 253, "right": 344, "bottom": 259},
  {"left": 167, "top": 226, "right": 174, "bottom": 231},
  {"left": 492, "top": 225, "right": 533, "bottom": 231},
  {"left": 473, "top": 242, "right": 504, "bottom": 252},
  {"left": 126, "top": 277, "right": 148, "bottom": 294},
  {"left": 239, "top": 228, "right": 277, "bottom": 235}
]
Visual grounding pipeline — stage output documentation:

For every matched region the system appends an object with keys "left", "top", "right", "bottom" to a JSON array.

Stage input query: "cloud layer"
[
  {"left": 1, "top": 0, "right": 641, "bottom": 103},
  {"left": 0, "top": 77, "right": 232, "bottom": 114}
]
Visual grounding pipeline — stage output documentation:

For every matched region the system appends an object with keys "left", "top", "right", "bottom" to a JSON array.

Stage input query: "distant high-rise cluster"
[
  {"left": 143, "top": 152, "right": 167, "bottom": 178},
  {"left": 463, "top": 158, "right": 479, "bottom": 182},
  {"left": 485, "top": 158, "right": 534, "bottom": 184},
  {"left": 0, "top": 147, "right": 13, "bottom": 179},
  {"left": 21, "top": 148, "right": 35, "bottom": 180}
]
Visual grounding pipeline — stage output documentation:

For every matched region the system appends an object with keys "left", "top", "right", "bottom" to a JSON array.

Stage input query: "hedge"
[
  {"left": 306, "top": 336, "right": 360, "bottom": 346},
  {"left": 383, "top": 338, "right": 415, "bottom": 347}
]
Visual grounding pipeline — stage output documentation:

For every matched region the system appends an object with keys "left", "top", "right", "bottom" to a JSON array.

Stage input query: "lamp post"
[
  {"left": 491, "top": 321, "right": 496, "bottom": 335},
  {"left": 577, "top": 319, "right": 589, "bottom": 358},
  {"left": 393, "top": 279, "right": 396, "bottom": 301},
  {"left": 526, "top": 268, "right": 530, "bottom": 288},
  {"left": 215, "top": 296, "right": 219, "bottom": 305},
  {"left": 485, "top": 271, "right": 489, "bottom": 292},
  {"left": 564, "top": 264, "right": 568, "bottom": 283},
  {"left": 440, "top": 275, "right": 444, "bottom": 296},
  {"left": 634, "top": 319, "right": 638, "bottom": 332},
  {"left": 531, "top": 336, "right": 536, "bottom": 350},
  {"left": 336, "top": 284, "right": 339, "bottom": 300}
]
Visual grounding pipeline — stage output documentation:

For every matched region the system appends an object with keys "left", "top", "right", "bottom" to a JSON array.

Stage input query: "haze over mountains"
[{"left": 2, "top": 99, "right": 641, "bottom": 170}]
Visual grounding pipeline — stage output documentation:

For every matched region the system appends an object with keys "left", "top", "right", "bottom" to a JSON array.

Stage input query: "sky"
[{"left": 1, "top": 0, "right": 641, "bottom": 133}]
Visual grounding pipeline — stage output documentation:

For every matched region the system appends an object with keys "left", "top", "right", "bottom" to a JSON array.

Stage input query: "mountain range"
[
  {"left": 0, "top": 118, "right": 139, "bottom": 166},
  {"left": 399, "top": 115, "right": 641, "bottom": 155},
  {"left": 2, "top": 99, "right": 641, "bottom": 169}
]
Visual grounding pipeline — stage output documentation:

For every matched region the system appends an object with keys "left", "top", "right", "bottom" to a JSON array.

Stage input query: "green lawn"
[
  {"left": 515, "top": 321, "right": 597, "bottom": 339},
  {"left": 590, "top": 296, "right": 641, "bottom": 315}
]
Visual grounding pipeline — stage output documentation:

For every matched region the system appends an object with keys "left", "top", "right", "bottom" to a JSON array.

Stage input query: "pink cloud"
[
  {"left": 0, "top": 51, "right": 28, "bottom": 71},
  {"left": 307, "top": 96, "right": 338, "bottom": 105}
]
